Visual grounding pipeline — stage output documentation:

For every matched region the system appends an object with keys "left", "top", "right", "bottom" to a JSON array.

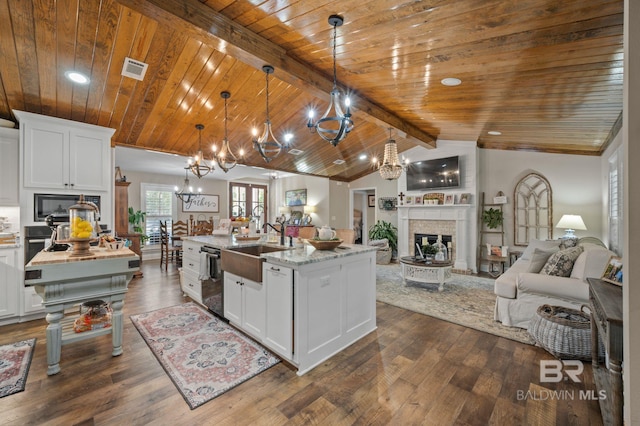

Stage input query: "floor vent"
[{"left": 121, "top": 57, "right": 148, "bottom": 81}]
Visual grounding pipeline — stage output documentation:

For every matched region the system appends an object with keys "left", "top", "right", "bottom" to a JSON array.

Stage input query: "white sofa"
[{"left": 494, "top": 239, "right": 616, "bottom": 329}]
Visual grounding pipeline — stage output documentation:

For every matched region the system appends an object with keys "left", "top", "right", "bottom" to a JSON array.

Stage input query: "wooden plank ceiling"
[{"left": 0, "top": 0, "right": 624, "bottom": 182}]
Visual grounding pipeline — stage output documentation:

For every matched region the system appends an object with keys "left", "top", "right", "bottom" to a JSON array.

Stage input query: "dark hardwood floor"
[{"left": 0, "top": 260, "right": 603, "bottom": 425}]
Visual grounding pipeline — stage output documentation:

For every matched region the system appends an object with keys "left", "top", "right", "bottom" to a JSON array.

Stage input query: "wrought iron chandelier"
[
  {"left": 188, "top": 124, "right": 213, "bottom": 178},
  {"left": 306, "top": 15, "right": 354, "bottom": 147},
  {"left": 378, "top": 128, "right": 404, "bottom": 180},
  {"left": 174, "top": 168, "right": 201, "bottom": 203},
  {"left": 253, "top": 65, "right": 282, "bottom": 163},
  {"left": 213, "top": 91, "right": 241, "bottom": 173}
]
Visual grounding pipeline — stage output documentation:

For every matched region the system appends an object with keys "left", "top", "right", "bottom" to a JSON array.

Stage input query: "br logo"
[{"left": 540, "top": 360, "right": 584, "bottom": 383}]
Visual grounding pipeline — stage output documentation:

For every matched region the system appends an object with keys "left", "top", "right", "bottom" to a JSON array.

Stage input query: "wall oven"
[{"left": 34, "top": 193, "right": 101, "bottom": 222}]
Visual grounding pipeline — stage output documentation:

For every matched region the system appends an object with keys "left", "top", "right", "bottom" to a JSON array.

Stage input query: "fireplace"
[{"left": 414, "top": 233, "right": 452, "bottom": 247}]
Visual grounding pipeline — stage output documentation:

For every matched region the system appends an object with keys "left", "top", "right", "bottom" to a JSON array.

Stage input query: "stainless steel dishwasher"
[{"left": 200, "top": 245, "right": 224, "bottom": 319}]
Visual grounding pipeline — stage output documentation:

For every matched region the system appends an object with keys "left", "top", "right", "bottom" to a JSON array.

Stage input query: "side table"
[
  {"left": 400, "top": 256, "right": 452, "bottom": 292},
  {"left": 486, "top": 255, "right": 508, "bottom": 277}
]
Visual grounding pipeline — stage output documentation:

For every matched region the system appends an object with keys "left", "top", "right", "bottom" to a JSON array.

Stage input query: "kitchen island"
[
  {"left": 24, "top": 247, "right": 139, "bottom": 375},
  {"left": 182, "top": 235, "right": 378, "bottom": 375}
]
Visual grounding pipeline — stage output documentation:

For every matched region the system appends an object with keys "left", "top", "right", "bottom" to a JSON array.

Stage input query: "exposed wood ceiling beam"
[{"left": 116, "top": 0, "right": 437, "bottom": 149}]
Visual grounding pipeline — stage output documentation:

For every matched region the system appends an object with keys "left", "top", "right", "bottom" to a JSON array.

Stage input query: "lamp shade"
[
  {"left": 303, "top": 205, "right": 316, "bottom": 214},
  {"left": 556, "top": 215, "right": 587, "bottom": 230},
  {"left": 278, "top": 206, "right": 290, "bottom": 214}
]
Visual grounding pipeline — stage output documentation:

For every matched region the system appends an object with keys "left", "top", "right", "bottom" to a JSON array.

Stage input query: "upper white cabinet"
[
  {"left": 0, "top": 127, "right": 19, "bottom": 205},
  {"left": 14, "top": 110, "right": 115, "bottom": 191}
]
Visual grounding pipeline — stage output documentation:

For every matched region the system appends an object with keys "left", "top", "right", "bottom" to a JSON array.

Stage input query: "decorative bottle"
[{"left": 433, "top": 236, "right": 447, "bottom": 262}]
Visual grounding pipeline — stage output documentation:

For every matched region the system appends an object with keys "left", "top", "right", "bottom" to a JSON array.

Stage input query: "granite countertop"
[
  {"left": 27, "top": 246, "right": 138, "bottom": 266},
  {"left": 181, "top": 234, "right": 378, "bottom": 266}
]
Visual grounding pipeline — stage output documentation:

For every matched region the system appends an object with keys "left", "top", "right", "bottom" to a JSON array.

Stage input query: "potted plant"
[
  {"left": 368, "top": 220, "right": 398, "bottom": 259},
  {"left": 128, "top": 207, "right": 149, "bottom": 244},
  {"left": 482, "top": 207, "right": 504, "bottom": 229}
]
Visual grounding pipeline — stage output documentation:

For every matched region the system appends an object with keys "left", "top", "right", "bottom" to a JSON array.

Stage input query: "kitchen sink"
[{"left": 221, "top": 245, "right": 289, "bottom": 282}]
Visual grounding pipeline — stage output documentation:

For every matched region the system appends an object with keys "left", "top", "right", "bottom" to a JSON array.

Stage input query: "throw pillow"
[
  {"left": 527, "top": 248, "right": 557, "bottom": 273},
  {"left": 540, "top": 246, "right": 584, "bottom": 277},
  {"left": 521, "top": 239, "right": 561, "bottom": 260}
]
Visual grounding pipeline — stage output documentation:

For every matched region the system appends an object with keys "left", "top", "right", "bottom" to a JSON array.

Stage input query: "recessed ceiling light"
[
  {"left": 65, "top": 71, "right": 90, "bottom": 84},
  {"left": 359, "top": 154, "right": 367, "bottom": 160},
  {"left": 441, "top": 77, "right": 461, "bottom": 86},
  {"left": 488, "top": 130, "right": 502, "bottom": 136}
]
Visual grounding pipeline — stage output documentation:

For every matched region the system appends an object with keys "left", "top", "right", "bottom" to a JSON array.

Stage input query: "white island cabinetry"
[
  {"left": 0, "top": 246, "right": 19, "bottom": 322},
  {"left": 180, "top": 240, "right": 204, "bottom": 302},
  {"left": 224, "top": 271, "right": 265, "bottom": 341}
]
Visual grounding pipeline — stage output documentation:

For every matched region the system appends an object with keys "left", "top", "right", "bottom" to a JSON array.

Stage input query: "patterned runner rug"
[
  {"left": 0, "top": 338, "right": 36, "bottom": 398},
  {"left": 130, "top": 302, "right": 280, "bottom": 409},
  {"left": 376, "top": 264, "right": 534, "bottom": 344}
]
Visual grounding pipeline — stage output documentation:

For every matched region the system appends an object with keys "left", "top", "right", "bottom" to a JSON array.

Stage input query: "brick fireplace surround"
[{"left": 398, "top": 205, "right": 476, "bottom": 273}]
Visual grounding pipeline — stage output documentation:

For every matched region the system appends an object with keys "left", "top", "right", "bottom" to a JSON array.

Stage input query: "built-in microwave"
[{"left": 34, "top": 193, "right": 101, "bottom": 222}]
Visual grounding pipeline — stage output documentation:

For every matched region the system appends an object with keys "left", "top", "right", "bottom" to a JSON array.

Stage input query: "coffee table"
[{"left": 400, "top": 256, "right": 453, "bottom": 292}]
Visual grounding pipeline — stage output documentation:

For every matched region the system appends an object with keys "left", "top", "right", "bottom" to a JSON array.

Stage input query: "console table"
[
  {"left": 25, "top": 247, "right": 139, "bottom": 375},
  {"left": 587, "top": 277, "right": 623, "bottom": 426}
]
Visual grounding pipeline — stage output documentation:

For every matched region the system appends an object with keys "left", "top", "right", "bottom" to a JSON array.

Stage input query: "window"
[
  {"left": 608, "top": 149, "right": 623, "bottom": 255},
  {"left": 229, "top": 182, "right": 267, "bottom": 229},
  {"left": 141, "top": 183, "right": 175, "bottom": 246}
]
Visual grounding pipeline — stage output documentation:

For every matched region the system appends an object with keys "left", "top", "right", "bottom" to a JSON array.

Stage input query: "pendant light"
[
  {"left": 213, "top": 91, "right": 240, "bottom": 173},
  {"left": 378, "top": 128, "right": 404, "bottom": 180},
  {"left": 306, "top": 15, "right": 354, "bottom": 147},
  {"left": 253, "top": 65, "right": 282, "bottom": 163},
  {"left": 175, "top": 168, "right": 202, "bottom": 203},
  {"left": 188, "top": 124, "right": 213, "bottom": 178}
]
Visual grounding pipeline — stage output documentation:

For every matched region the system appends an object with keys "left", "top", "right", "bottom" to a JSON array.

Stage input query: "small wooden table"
[
  {"left": 25, "top": 247, "right": 139, "bottom": 375},
  {"left": 400, "top": 256, "right": 452, "bottom": 292},
  {"left": 487, "top": 255, "right": 508, "bottom": 277}
]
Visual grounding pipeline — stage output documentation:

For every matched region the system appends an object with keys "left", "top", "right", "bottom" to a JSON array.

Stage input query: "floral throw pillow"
[{"left": 540, "top": 246, "right": 584, "bottom": 277}]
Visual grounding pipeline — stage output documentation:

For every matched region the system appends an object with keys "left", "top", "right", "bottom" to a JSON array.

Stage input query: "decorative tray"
[{"left": 307, "top": 239, "right": 343, "bottom": 250}]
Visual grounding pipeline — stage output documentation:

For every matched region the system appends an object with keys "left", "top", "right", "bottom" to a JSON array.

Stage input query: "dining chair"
[
  {"left": 171, "top": 220, "right": 188, "bottom": 265},
  {"left": 160, "top": 221, "right": 181, "bottom": 271},
  {"left": 191, "top": 220, "right": 214, "bottom": 236},
  {"left": 334, "top": 228, "right": 356, "bottom": 244}
]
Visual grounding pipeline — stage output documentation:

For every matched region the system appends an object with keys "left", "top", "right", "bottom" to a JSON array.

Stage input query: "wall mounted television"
[{"left": 405, "top": 155, "right": 460, "bottom": 190}]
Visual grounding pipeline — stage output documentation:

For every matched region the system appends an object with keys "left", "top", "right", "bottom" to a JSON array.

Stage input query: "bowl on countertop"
[
  {"left": 106, "top": 240, "right": 125, "bottom": 250},
  {"left": 307, "top": 238, "right": 343, "bottom": 250}
]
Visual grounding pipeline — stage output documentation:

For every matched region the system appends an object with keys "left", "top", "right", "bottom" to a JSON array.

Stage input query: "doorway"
[{"left": 350, "top": 188, "right": 376, "bottom": 245}]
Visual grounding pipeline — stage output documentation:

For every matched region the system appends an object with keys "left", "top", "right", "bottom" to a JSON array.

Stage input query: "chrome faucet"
[{"left": 264, "top": 222, "right": 286, "bottom": 246}]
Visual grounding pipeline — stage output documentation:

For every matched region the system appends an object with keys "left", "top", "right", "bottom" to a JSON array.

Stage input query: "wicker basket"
[{"left": 528, "top": 304, "right": 604, "bottom": 360}]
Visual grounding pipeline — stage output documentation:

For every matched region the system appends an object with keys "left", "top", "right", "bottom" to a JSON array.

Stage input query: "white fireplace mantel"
[{"left": 398, "top": 205, "right": 478, "bottom": 272}]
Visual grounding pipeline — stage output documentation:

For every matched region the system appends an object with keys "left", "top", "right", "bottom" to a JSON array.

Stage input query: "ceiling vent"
[
  {"left": 333, "top": 159, "right": 346, "bottom": 165},
  {"left": 288, "top": 149, "right": 304, "bottom": 156},
  {"left": 121, "top": 57, "right": 148, "bottom": 81}
]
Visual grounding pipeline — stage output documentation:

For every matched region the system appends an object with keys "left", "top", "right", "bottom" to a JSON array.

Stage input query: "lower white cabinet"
[
  {"left": 181, "top": 240, "right": 204, "bottom": 302},
  {"left": 0, "top": 248, "right": 19, "bottom": 321},
  {"left": 263, "top": 263, "right": 293, "bottom": 359},
  {"left": 224, "top": 271, "right": 265, "bottom": 340}
]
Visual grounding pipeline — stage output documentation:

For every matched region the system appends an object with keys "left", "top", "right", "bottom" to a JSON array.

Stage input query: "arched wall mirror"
[{"left": 513, "top": 172, "right": 553, "bottom": 246}]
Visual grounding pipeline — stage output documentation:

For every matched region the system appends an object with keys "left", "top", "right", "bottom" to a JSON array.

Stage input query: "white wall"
[
  {"left": 478, "top": 149, "right": 604, "bottom": 246},
  {"left": 273, "top": 175, "right": 330, "bottom": 226}
]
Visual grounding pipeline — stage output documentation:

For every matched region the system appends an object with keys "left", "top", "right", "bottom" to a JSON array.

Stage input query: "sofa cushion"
[
  {"left": 527, "top": 248, "right": 557, "bottom": 273},
  {"left": 570, "top": 245, "right": 616, "bottom": 281},
  {"left": 521, "top": 239, "right": 561, "bottom": 260},
  {"left": 540, "top": 246, "right": 584, "bottom": 277}
]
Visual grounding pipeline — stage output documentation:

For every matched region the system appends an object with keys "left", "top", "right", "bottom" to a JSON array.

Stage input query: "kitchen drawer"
[
  {"left": 180, "top": 269, "right": 202, "bottom": 300},
  {"left": 182, "top": 241, "right": 201, "bottom": 260},
  {"left": 182, "top": 251, "right": 201, "bottom": 275}
]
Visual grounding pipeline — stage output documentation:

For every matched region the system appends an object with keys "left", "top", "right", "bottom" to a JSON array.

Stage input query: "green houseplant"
[
  {"left": 128, "top": 207, "right": 149, "bottom": 244},
  {"left": 368, "top": 220, "right": 398, "bottom": 256},
  {"left": 482, "top": 207, "right": 504, "bottom": 229}
]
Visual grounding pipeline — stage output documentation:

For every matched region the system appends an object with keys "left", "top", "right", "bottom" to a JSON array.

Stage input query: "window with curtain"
[
  {"left": 229, "top": 182, "right": 267, "bottom": 229},
  {"left": 141, "top": 183, "right": 175, "bottom": 246}
]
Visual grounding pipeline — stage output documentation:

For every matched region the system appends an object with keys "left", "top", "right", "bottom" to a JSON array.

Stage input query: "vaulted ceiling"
[{"left": 0, "top": 0, "right": 624, "bottom": 182}]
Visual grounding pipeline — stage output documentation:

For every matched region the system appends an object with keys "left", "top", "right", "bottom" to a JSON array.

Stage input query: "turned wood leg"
[
  {"left": 591, "top": 310, "right": 599, "bottom": 367},
  {"left": 610, "top": 360, "right": 623, "bottom": 426},
  {"left": 111, "top": 299, "right": 124, "bottom": 356},
  {"left": 45, "top": 310, "right": 64, "bottom": 375}
]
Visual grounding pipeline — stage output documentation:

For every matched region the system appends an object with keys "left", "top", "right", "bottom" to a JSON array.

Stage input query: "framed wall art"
[
  {"left": 182, "top": 194, "right": 219, "bottom": 213},
  {"left": 286, "top": 189, "right": 307, "bottom": 206},
  {"left": 368, "top": 194, "right": 376, "bottom": 207}
]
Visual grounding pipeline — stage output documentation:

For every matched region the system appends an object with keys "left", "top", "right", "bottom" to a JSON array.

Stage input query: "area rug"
[
  {"left": 130, "top": 302, "right": 280, "bottom": 409},
  {"left": 0, "top": 338, "right": 36, "bottom": 398},
  {"left": 376, "top": 264, "right": 534, "bottom": 344}
]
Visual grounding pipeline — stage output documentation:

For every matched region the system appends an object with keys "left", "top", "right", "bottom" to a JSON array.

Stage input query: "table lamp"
[{"left": 556, "top": 214, "right": 587, "bottom": 238}]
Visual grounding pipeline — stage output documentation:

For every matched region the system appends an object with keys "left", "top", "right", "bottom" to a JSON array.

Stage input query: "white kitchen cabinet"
[
  {"left": 181, "top": 240, "right": 204, "bottom": 302},
  {"left": 0, "top": 247, "right": 19, "bottom": 322},
  {"left": 263, "top": 263, "right": 293, "bottom": 359},
  {"left": 0, "top": 128, "right": 19, "bottom": 205},
  {"left": 224, "top": 271, "right": 265, "bottom": 340},
  {"left": 14, "top": 110, "right": 114, "bottom": 191}
]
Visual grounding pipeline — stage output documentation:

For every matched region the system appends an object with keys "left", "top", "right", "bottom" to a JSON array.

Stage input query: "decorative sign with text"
[{"left": 182, "top": 194, "right": 219, "bottom": 213}]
